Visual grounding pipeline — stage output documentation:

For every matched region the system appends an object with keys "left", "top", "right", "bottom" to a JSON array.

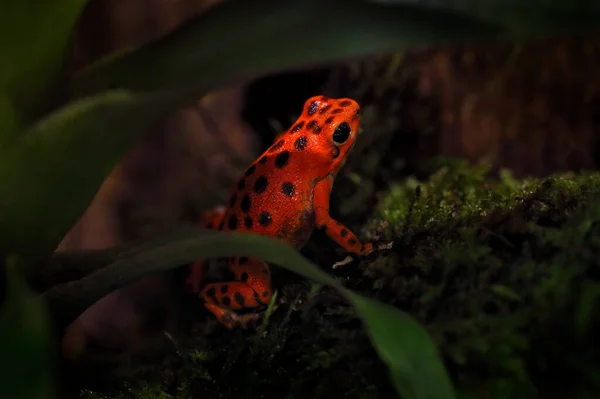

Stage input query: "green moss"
[
  {"left": 79, "top": 158, "right": 600, "bottom": 399},
  {"left": 359, "top": 158, "right": 600, "bottom": 398},
  {"left": 80, "top": 385, "right": 174, "bottom": 399}
]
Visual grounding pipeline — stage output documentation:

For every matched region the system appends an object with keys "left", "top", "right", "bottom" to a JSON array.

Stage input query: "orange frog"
[{"left": 187, "top": 95, "right": 373, "bottom": 329}]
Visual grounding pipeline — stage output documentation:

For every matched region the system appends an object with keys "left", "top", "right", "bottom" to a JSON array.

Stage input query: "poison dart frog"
[{"left": 186, "top": 95, "right": 374, "bottom": 329}]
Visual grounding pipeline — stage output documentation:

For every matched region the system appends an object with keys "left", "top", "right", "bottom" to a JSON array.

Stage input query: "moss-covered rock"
[
  {"left": 358, "top": 158, "right": 600, "bottom": 398},
  {"left": 79, "top": 159, "right": 600, "bottom": 399}
]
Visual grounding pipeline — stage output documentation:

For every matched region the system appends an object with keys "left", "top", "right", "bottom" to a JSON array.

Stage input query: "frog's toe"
[
  {"left": 204, "top": 302, "right": 265, "bottom": 330},
  {"left": 360, "top": 242, "right": 375, "bottom": 255},
  {"left": 236, "top": 312, "right": 263, "bottom": 330}
]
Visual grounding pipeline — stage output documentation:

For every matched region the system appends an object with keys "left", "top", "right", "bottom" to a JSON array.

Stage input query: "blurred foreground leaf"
[
  {"left": 43, "top": 228, "right": 455, "bottom": 399},
  {"left": 0, "top": 0, "right": 86, "bottom": 144},
  {"left": 0, "top": 90, "right": 193, "bottom": 265},
  {"left": 72, "top": 0, "right": 501, "bottom": 95},
  {"left": 0, "top": 256, "right": 54, "bottom": 399},
  {"left": 0, "top": 93, "right": 18, "bottom": 147}
]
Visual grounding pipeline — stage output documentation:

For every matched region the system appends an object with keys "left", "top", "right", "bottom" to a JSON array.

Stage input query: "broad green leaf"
[
  {"left": 0, "top": 0, "right": 87, "bottom": 143},
  {"left": 0, "top": 93, "right": 18, "bottom": 146},
  {"left": 70, "top": 0, "right": 600, "bottom": 99},
  {"left": 348, "top": 292, "right": 454, "bottom": 399},
  {"left": 0, "top": 256, "right": 55, "bottom": 399},
  {"left": 0, "top": 90, "right": 193, "bottom": 265},
  {"left": 1, "top": 0, "right": 502, "bottom": 265},
  {"left": 43, "top": 228, "right": 455, "bottom": 399},
  {"left": 71, "top": 0, "right": 502, "bottom": 96}
]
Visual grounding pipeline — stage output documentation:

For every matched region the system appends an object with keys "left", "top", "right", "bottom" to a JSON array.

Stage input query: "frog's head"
[{"left": 289, "top": 95, "right": 361, "bottom": 179}]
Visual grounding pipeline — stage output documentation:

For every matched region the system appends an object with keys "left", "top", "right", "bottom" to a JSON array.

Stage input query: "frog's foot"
[
  {"left": 351, "top": 220, "right": 394, "bottom": 262},
  {"left": 200, "top": 258, "right": 272, "bottom": 329},
  {"left": 360, "top": 243, "right": 375, "bottom": 255},
  {"left": 204, "top": 303, "right": 263, "bottom": 329},
  {"left": 332, "top": 241, "right": 393, "bottom": 269}
]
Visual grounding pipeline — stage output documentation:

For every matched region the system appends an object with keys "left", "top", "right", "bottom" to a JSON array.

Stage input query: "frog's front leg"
[
  {"left": 200, "top": 257, "right": 272, "bottom": 329},
  {"left": 314, "top": 176, "right": 373, "bottom": 256}
]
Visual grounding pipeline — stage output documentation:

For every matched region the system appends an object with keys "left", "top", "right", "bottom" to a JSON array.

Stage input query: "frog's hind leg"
[
  {"left": 204, "top": 303, "right": 260, "bottom": 330},
  {"left": 200, "top": 257, "right": 273, "bottom": 329},
  {"left": 186, "top": 206, "right": 226, "bottom": 293}
]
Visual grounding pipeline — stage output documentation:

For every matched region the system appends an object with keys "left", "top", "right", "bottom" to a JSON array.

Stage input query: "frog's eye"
[{"left": 332, "top": 122, "right": 351, "bottom": 145}]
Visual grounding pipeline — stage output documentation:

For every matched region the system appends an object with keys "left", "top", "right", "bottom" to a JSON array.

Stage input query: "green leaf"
[
  {"left": 349, "top": 292, "right": 454, "bottom": 399},
  {"left": 43, "top": 228, "right": 456, "bottom": 399},
  {"left": 0, "top": 0, "right": 87, "bottom": 142},
  {"left": 71, "top": 0, "right": 502, "bottom": 96},
  {"left": 0, "top": 255, "right": 55, "bottom": 399},
  {"left": 0, "top": 92, "right": 19, "bottom": 146},
  {"left": 0, "top": 90, "right": 190, "bottom": 265}
]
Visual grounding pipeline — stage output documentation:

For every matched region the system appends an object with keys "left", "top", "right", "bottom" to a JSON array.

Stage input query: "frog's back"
[
  {"left": 217, "top": 95, "right": 361, "bottom": 249},
  {"left": 217, "top": 153, "right": 316, "bottom": 249}
]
